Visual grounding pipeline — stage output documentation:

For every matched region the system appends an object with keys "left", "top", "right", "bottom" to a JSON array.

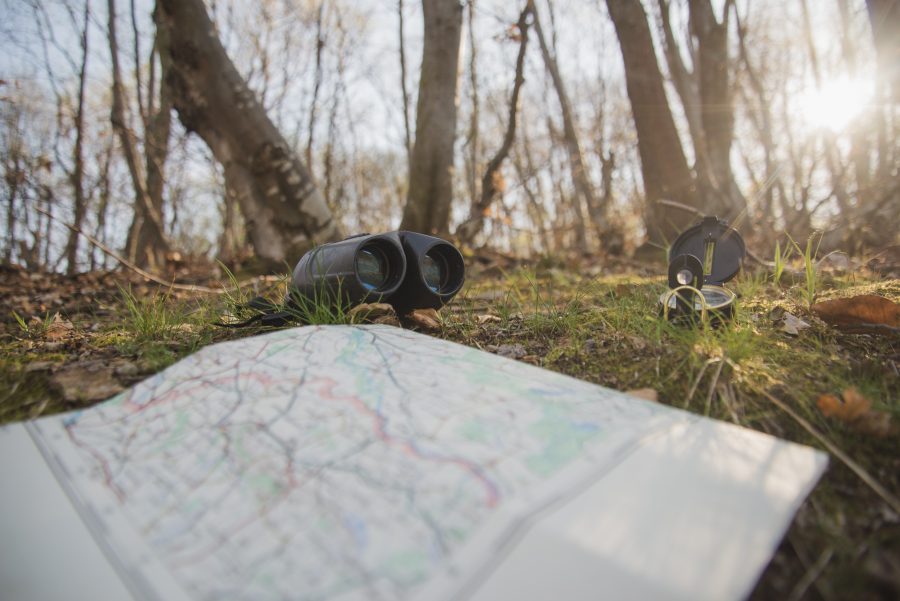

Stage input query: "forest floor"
[{"left": 1, "top": 249, "right": 899, "bottom": 600}]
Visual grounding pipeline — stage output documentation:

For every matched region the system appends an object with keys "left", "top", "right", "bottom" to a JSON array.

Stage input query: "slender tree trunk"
[
  {"left": 64, "top": 0, "right": 90, "bottom": 275},
  {"left": 109, "top": 0, "right": 169, "bottom": 269},
  {"left": 457, "top": 1, "right": 532, "bottom": 243},
  {"left": 463, "top": 0, "right": 480, "bottom": 212},
  {"left": 533, "top": 1, "right": 601, "bottom": 251},
  {"left": 606, "top": 0, "right": 698, "bottom": 247},
  {"left": 398, "top": 0, "right": 413, "bottom": 163},
  {"left": 400, "top": 0, "right": 463, "bottom": 235},
  {"left": 306, "top": 1, "right": 326, "bottom": 170},
  {"left": 155, "top": 0, "right": 340, "bottom": 268}
]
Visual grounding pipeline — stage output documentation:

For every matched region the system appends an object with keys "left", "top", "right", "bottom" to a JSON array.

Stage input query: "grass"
[{"left": 0, "top": 258, "right": 897, "bottom": 599}]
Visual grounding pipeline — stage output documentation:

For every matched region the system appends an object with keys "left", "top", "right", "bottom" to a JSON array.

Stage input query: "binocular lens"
[
  {"left": 356, "top": 246, "right": 389, "bottom": 290},
  {"left": 676, "top": 269, "right": 693, "bottom": 286},
  {"left": 422, "top": 251, "right": 447, "bottom": 293}
]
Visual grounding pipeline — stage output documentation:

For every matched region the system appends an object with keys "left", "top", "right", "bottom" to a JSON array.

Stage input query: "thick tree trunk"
[
  {"left": 688, "top": 0, "right": 745, "bottom": 221},
  {"left": 400, "top": 0, "right": 463, "bottom": 236},
  {"left": 606, "top": 0, "right": 698, "bottom": 246},
  {"left": 155, "top": 0, "right": 340, "bottom": 267}
]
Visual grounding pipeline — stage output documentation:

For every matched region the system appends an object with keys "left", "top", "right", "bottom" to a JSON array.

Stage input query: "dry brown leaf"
[
  {"left": 816, "top": 388, "right": 892, "bottom": 437},
  {"left": 348, "top": 303, "right": 397, "bottom": 324},
  {"left": 626, "top": 388, "right": 659, "bottom": 402},
  {"left": 406, "top": 308, "right": 441, "bottom": 331},
  {"left": 816, "top": 393, "right": 843, "bottom": 418},
  {"left": 811, "top": 295, "right": 900, "bottom": 332},
  {"left": 839, "top": 388, "right": 872, "bottom": 421},
  {"left": 45, "top": 313, "right": 74, "bottom": 340},
  {"left": 615, "top": 283, "right": 635, "bottom": 298},
  {"left": 476, "top": 314, "right": 501, "bottom": 325}
]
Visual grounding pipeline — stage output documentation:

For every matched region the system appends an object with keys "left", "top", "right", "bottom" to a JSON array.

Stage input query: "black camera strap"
[{"left": 215, "top": 296, "right": 295, "bottom": 328}]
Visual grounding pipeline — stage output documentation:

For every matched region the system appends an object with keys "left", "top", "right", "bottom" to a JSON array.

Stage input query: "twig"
[
  {"left": 746, "top": 379, "right": 900, "bottom": 515},
  {"left": 684, "top": 357, "right": 718, "bottom": 408},
  {"left": 656, "top": 198, "right": 704, "bottom": 217},
  {"left": 704, "top": 357, "right": 725, "bottom": 416},
  {"left": 786, "top": 545, "right": 834, "bottom": 601},
  {"left": 35, "top": 206, "right": 223, "bottom": 294}
]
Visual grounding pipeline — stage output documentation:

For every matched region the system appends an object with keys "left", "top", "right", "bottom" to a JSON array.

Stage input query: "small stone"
[
  {"left": 487, "top": 343, "right": 527, "bottom": 360},
  {"left": 50, "top": 361, "right": 123, "bottom": 402},
  {"left": 626, "top": 388, "right": 659, "bottom": 402}
]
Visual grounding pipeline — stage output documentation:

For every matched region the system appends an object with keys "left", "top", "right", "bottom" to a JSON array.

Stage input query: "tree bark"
[
  {"left": 155, "top": 0, "right": 340, "bottom": 268},
  {"left": 606, "top": 0, "right": 698, "bottom": 246},
  {"left": 400, "top": 0, "right": 464, "bottom": 235}
]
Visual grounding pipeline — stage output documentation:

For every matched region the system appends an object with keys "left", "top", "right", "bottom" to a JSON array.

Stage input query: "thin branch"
[{"left": 35, "top": 206, "right": 223, "bottom": 294}]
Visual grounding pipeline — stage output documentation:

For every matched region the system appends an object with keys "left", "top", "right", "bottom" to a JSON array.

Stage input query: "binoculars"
[{"left": 288, "top": 231, "right": 465, "bottom": 314}]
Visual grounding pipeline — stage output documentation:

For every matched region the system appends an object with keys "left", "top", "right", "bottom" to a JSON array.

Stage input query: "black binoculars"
[{"left": 287, "top": 231, "right": 465, "bottom": 314}]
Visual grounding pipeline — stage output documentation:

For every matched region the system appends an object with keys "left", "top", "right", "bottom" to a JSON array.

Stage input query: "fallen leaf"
[
  {"left": 816, "top": 388, "right": 893, "bottom": 437},
  {"left": 372, "top": 314, "right": 401, "bottom": 327},
  {"left": 811, "top": 295, "right": 900, "bottom": 333},
  {"left": 348, "top": 303, "right": 397, "bottom": 324},
  {"left": 405, "top": 308, "right": 441, "bottom": 331},
  {"left": 615, "top": 283, "right": 635, "bottom": 298},
  {"left": 45, "top": 313, "right": 74, "bottom": 340},
  {"left": 779, "top": 312, "right": 810, "bottom": 336},
  {"left": 626, "top": 388, "right": 658, "bottom": 402},
  {"left": 476, "top": 314, "right": 501, "bottom": 325}
]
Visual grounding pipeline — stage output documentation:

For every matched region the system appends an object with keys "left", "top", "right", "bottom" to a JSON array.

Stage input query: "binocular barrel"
[{"left": 288, "top": 231, "right": 465, "bottom": 313}]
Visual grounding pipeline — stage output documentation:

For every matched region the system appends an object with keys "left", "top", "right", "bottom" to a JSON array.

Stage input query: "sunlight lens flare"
[{"left": 796, "top": 76, "right": 874, "bottom": 132}]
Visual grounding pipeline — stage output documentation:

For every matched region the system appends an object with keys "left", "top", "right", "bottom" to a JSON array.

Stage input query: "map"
[{"left": 12, "top": 325, "right": 827, "bottom": 601}]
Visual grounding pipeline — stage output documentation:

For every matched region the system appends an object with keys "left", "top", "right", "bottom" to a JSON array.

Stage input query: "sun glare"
[{"left": 795, "top": 76, "right": 874, "bottom": 132}]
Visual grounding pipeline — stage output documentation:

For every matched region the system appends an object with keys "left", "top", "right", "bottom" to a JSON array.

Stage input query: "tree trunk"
[
  {"left": 400, "top": 0, "right": 463, "bottom": 235},
  {"left": 606, "top": 0, "right": 698, "bottom": 247},
  {"left": 457, "top": 1, "right": 532, "bottom": 244},
  {"left": 109, "top": 0, "right": 169, "bottom": 270},
  {"left": 533, "top": 2, "right": 601, "bottom": 251},
  {"left": 155, "top": 0, "right": 340, "bottom": 268},
  {"left": 64, "top": 0, "right": 90, "bottom": 275},
  {"left": 125, "top": 34, "right": 172, "bottom": 271}
]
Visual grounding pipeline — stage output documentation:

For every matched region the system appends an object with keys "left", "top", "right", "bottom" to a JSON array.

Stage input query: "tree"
[
  {"left": 400, "top": 0, "right": 464, "bottom": 235},
  {"left": 606, "top": 0, "right": 698, "bottom": 247},
  {"left": 155, "top": 0, "right": 340, "bottom": 268},
  {"left": 456, "top": 1, "right": 533, "bottom": 243},
  {"left": 533, "top": 1, "right": 604, "bottom": 252},
  {"left": 62, "top": 0, "right": 90, "bottom": 275},
  {"left": 108, "top": 0, "right": 170, "bottom": 270}
]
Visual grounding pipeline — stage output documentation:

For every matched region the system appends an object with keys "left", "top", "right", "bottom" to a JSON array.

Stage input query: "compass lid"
[{"left": 668, "top": 216, "right": 745, "bottom": 285}]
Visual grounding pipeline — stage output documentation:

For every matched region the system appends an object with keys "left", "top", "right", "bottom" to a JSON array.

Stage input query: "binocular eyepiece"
[{"left": 288, "top": 231, "right": 465, "bottom": 314}]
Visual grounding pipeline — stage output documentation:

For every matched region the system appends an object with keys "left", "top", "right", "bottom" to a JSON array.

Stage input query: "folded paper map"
[{"left": 0, "top": 325, "right": 827, "bottom": 601}]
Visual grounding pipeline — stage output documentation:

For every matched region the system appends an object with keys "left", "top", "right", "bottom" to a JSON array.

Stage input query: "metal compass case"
[{"left": 659, "top": 216, "right": 746, "bottom": 325}]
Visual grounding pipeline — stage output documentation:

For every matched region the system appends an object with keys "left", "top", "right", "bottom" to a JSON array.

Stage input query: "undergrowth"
[{"left": 0, "top": 259, "right": 897, "bottom": 600}]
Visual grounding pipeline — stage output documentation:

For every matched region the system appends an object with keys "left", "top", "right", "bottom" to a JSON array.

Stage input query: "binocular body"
[{"left": 288, "top": 231, "right": 465, "bottom": 314}]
